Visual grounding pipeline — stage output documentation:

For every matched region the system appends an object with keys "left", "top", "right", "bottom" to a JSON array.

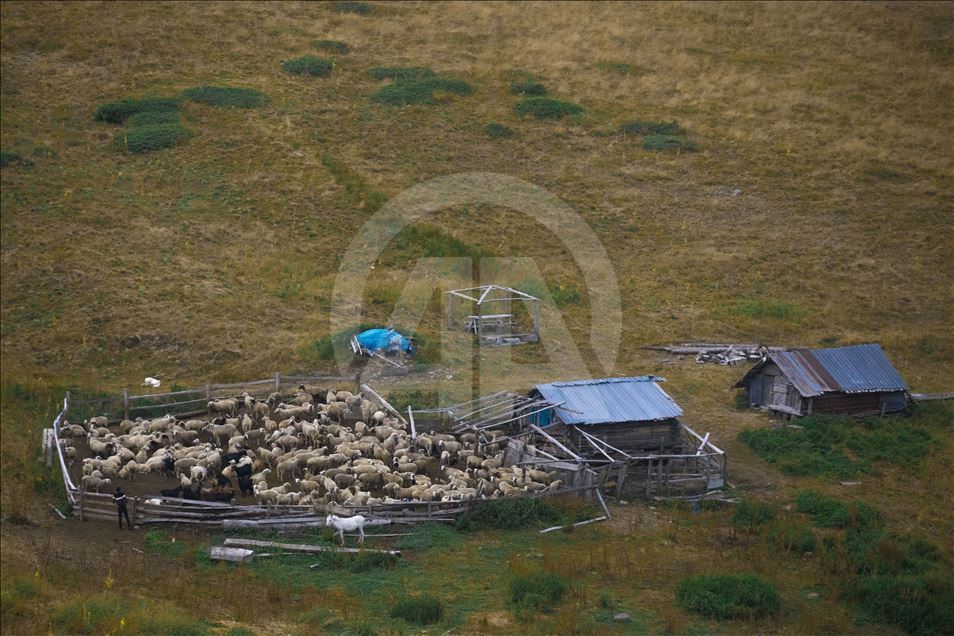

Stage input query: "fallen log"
[
  {"left": 222, "top": 538, "right": 400, "bottom": 556},
  {"left": 539, "top": 516, "right": 608, "bottom": 534}
]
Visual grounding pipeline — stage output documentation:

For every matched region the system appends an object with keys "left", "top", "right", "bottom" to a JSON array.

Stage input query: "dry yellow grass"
[{"left": 2, "top": 2, "right": 953, "bottom": 634}]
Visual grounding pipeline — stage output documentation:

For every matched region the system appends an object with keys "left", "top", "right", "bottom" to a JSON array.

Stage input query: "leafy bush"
[
  {"left": 621, "top": 120, "right": 685, "bottom": 136},
  {"left": 642, "top": 134, "right": 698, "bottom": 151},
  {"left": 182, "top": 86, "right": 266, "bottom": 108},
  {"left": 0, "top": 150, "right": 24, "bottom": 167},
  {"left": 332, "top": 1, "right": 373, "bottom": 15},
  {"left": 484, "top": 122, "right": 514, "bottom": 138},
  {"left": 282, "top": 55, "right": 334, "bottom": 77},
  {"left": 509, "top": 571, "right": 568, "bottom": 613},
  {"left": 457, "top": 498, "right": 560, "bottom": 531},
  {"left": 371, "top": 76, "right": 472, "bottom": 105},
  {"left": 509, "top": 71, "right": 547, "bottom": 96},
  {"left": 766, "top": 520, "right": 816, "bottom": 554},
  {"left": 313, "top": 39, "right": 349, "bottom": 54},
  {"left": 855, "top": 574, "right": 954, "bottom": 635},
  {"left": 114, "top": 124, "right": 192, "bottom": 154},
  {"left": 514, "top": 97, "right": 584, "bottom": 119},
  {"left": 389, "top": 595, "right": 444, "bottom": 625},
  {"left": 741, "top": 416, "right": 935, "bottom": 479},
  {"left": 675, "top": 574, "right": 780, "bottom": 619},
  {"left": 128, "top": 110, "right": 181, "bottom": 127},
  {"left": 794, "top": 490, "right": 882, "bottom": 531},
  {"left": 731, "top": 500, "right": 777, "bottom": 529},
  {"left": 93, "top": 97, "right": 179, "bottom": 124},
  {"left": 395, "top": 523, "right": 462, "bottom": 551},
  {"left": 370, "top": 66, "right": 435, "bottom": 81}
]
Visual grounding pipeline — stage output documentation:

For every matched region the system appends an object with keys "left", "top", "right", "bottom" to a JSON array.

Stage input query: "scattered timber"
[
  {"left": 539, "top": 516, "right": 608, "bottom": 534},
  {"left": 223, "top": 538, "right": 400, "bottom": 556}
]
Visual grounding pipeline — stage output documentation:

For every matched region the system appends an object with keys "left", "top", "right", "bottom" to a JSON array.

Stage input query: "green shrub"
[
  {"left": 731, "top": 500, "right": 777, "bottom": 529},
  {"left": 484, "top": 122, "right": 514, "bottom": 138},
  {"left": 282, "top": 55, "right": 334, "bottom": 77},
  {"left": 181, "top": 86, "right": 266, "bottom": 108},
  {"left": 395, "top": 523, "right": 462, "bottom": 551},
  {"left": 509, "top": 571, "right": 568, "bottom": 613},
  {"left": 855, "top": 574, "right": 954, "bottom": 635},
  {"left": 313, "top": 39, "right": 349, "bottom": 54},
  {"left": 370, "top": 66, "right": 435, "bottom": 81},
  {"left": 128, "top": 110, "right": 181, "bottom": 127},
  {"left": 114, "top": 124, "right": 192, "bottom": 154},
  {"left": 794, "top": 490, "right": 882, "bottom": 531},
  {"left": 642, "top": 134, "right": 698, "bottom": 151},
  {"left": 514, "top": 97, "right": 584, "bottom": 119},
  {"left": 303, "top": 322, "right": 377, "bottom": 362},
  {"left": 457, "top": 498, "right": 560, "bottom": 531},
  {"left": 739, "top": 413, "right": 934, "bottom": 479},
  {"left": 53, "top": 597, "right": 128, "bottom": 634},
  {"left": 620, "top": 120, "right": 685, "bottom": 136},
  {"left": 93, "top": 96, "right": 179, "bottom": 124},
  {"left": 0, "top": 150, "right": 24, "bottom": 167},
  {"left": 332, "top": 1, "right": 373, "bottom": 15},
  {"left": 389, "top": 595, "right": 444, "bottom": 625},
  {"left": 675, "top": 574, "right": 780, "bottom": 619},
  {"left": 766, "top": 520, "right": 816, "bottom": 554},
  {"left": 551, "top": 282, "right": 582, "bottom": 307},
  {"left": 371, "top": 76, "right": 472, "bottom": 105}
]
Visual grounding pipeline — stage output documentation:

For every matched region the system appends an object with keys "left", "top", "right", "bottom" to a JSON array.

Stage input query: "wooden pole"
[
  {"left": 274, "top": 372, "right": 281, "bottom": 392},
  {"left": 79, "top": 488, "right": 85, "bottom": 522},
  {"left": 122, "top": 388, "right": 129, "bottom": 421},
  {"left": 408, "top": 406, "right": 417, "bottom": 440}
]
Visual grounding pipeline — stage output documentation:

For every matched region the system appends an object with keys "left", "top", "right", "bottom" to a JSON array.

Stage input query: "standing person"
[{"left": 113, "top": 487, "right": 132, "bottom": 530}]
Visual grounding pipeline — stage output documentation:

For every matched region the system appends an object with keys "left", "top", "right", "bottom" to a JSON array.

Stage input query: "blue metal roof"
[
  {"left": 533, "top": 376, "right": 683, "bottom": 425},
  {"left": 757, "top": 344, "right": 907, "bottom": 397}
]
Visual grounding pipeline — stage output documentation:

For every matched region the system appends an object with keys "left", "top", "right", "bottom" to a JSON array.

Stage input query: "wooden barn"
[
  {"left": 527, "top": 376, "right": 685, "bottom": 452},
  {"left": 733, "top": 343, "right": 909, "bottom": 417}
]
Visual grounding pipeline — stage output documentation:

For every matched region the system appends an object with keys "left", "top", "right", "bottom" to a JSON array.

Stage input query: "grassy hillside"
[{"left": 1, "top": 2, "right": 953, "bottom": 634}]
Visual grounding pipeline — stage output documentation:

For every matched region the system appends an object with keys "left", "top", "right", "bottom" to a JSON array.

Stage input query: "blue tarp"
[{"left": 355, "top": 328, "right": 414, "bottom": 355}]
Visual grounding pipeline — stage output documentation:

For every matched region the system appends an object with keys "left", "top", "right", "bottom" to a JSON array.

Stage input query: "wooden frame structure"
[{"left": 445, "top": 284, "right": 540, "bottom": 346}]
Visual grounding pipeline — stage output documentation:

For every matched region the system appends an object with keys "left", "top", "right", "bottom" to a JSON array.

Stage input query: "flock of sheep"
[{"left": 67, "top": 385, "right": 564, "bottom": 508}]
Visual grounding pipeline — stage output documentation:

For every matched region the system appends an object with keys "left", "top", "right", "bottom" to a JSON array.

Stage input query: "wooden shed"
[{"left": 733, "top": 343, "right": 909, "bottom": 417}]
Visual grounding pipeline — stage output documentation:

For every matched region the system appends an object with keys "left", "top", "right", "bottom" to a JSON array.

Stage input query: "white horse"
[{"left": 325, "top": 514, "right": 366, "bottom": 545}]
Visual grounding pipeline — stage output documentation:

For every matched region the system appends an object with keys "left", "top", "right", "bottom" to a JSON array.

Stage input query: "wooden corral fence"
[{"left": 49, "top": 373, "right": 358, "bottom": 517}]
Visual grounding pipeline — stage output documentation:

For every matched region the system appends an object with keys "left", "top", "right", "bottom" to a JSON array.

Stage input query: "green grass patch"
[
  {"left": 457, "top": 498, "right": 561, "bottom": 531},
  {"left": 675, "top": 574, "right": 780, "bottom": 619},
  {"left": 597, "top": 60, "right": 643, "bottom": 75},
  {"left": 224, "top": 628, "right": 257, "bottom": 636},
  {"left": 181, "top": 86, "right": 266, "bottom": 108},
  {"left": 731, "top": 296, "right": 799, "bottom": 319},
  {"left": 389, "top": 595, "right": 444, "bottom": 625},
  {"left": 484, "top": 122, "right": 514, "bottom": 138},
  {"left": 93, "top": 96, "right": 179, "bottom": 124},
  {"left": 514, "top": 96, "right": 584, "bottom": 119},
  {"left": 518, "top": 277, "right": 582, "bottom": 308},
  {"left": 128, "top": 110, "right": 181, "bottom": 127},
  {"left": 739, "top": 414, "right": 934, "bottom": 479},
  {"left": 53, "top": 596, "right": 129, "bottom": 635},
  {"left": 766, "top": 519, "right": 816, "bottom": 554},
  {"left": 386, "top": 388, "right": 439, "bottom": 413},
  {"left": 395, "top": 523, "right": 462, "bottom": 551},
  {"left": 143, "top": 529, "right": 189, "bottom": 557},
  {"left": 282, "top": 55, "right": 334, "bottom": 76},
  {"left": 332, "top": 1, "right": 373, "bottom": 15},
  {"left": 855, "top": 574, "right": 954, "bottom": 634},
  {"left": 392, "top": 224, "right": 489, "bottom": 261},
  {"left": 642, "top": 134, "right": 698, "bottom": 152},
  {"left": 1, "top": 150, "right": 24, "bottom": 167},
  {"left": 621, "top": 120, "right": 685, "bottom": 136},
  {"left": 309, "top": 550, "right": 398, "bottom": 572},
  {"left": 114, "top": 124, "right": 192, "bottom": 154},
  {"left": 731, "top": 499, "right": 777, "bottom": 529},
  {"left": 509, "top": 570, "right": 568, "bottom": 614},
  {"left": 370, "top": 66, "right": 435, "bottom": 81},
  {"left": 302, "top": 322, "right": 376, "bottom": 363},
  {"left": 320, "top": 153, "right": 388, "bottom": 212},
  {"left": 508, "top": 70, "right": 547, "bottom": 96},
  {"left": 794, "top": 490, "right": 882, "bottom": 531},
  {"left": 313, "top": 39, "right": 349, "bottom": 54},
  {"left": 371, "top": 76, "right": 472, "bottom": 106}
]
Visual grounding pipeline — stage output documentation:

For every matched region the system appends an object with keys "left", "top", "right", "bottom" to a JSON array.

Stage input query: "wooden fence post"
[
  {"left": 79, "top": 488, "right": 85, "bottom": 522},
  {"left": 274, "top": 372, "right": 281, "bottom": 392},
  {"left": 122, "top": 388, "right": 129, "bottom": 421},
  {"left": 205, "top": 384, "right": 211, "bottom": 400},
  {"left": 131, "top": 497, "right": 139, "bottom": 528}
]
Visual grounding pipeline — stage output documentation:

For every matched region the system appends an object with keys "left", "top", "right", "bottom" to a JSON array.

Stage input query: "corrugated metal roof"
[
  {"left": 533, "top": 376, "right": 683, "bottom": 425},
  {"left": 757, "top": 344, "right": 907, "bottom": 397}
]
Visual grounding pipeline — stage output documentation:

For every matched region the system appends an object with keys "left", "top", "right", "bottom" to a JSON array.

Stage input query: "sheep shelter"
[{"left": 732, "top": 343, "right": 910, "bottom": 418}]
